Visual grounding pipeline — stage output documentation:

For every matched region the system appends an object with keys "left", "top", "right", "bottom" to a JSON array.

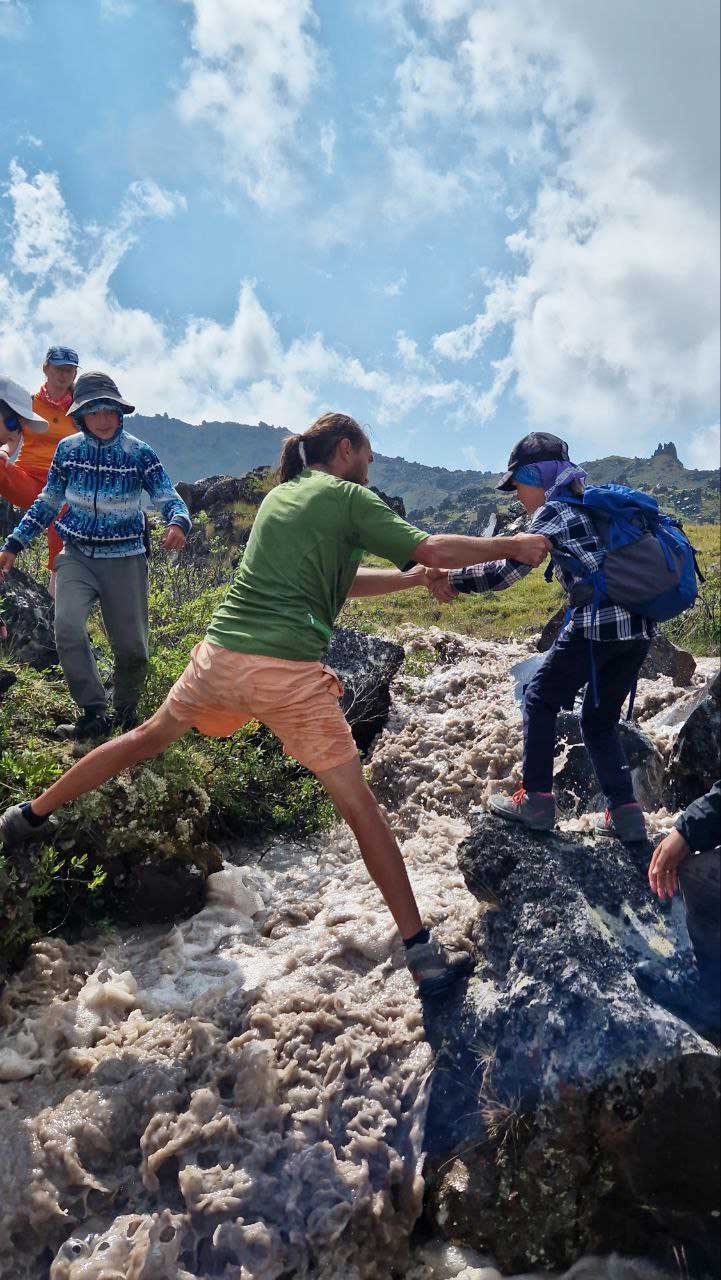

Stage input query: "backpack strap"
[{"left": 626, "top": 673, "right": 638, "bottom": 722}]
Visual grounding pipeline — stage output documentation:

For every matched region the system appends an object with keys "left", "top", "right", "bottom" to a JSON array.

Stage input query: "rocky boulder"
[
  {"left": 424, "top": 817, "right": 720, "bottom": 1276},
  {"left": 175, "top": 469, "right": 270, "bottom": 517},
  {"left": 639, "top": 632, "right": 696, "bottom": 686},
  {"left": 325, "top": 626, "right": 405, "bottom": 752},
  {"left": 666, "top": 672, "right": 721, "bottom": 809},
  {"left": 537, "top": 605, "right": 567, "bottom": 652},
  {"left": 369, "top": 485, "right": 406, "bottom": 518},
  {"left": 554, "top": 711, "right": 665, "bottom": 814},
  {"left": 0, "top": 565, "right": 57, "bottom": 670}
]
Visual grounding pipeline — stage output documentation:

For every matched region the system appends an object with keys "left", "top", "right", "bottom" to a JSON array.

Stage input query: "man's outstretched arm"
[
  {"left": 413, "top": 532, "right": 549, "bottom": 570},
  {"left": 347, "top": 566, "right": 440, "bottom": 597}
]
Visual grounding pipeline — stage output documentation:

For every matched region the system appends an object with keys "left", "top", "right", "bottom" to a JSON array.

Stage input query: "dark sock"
[
  {"left": 20, "top": 802, "right": 50, "bottom": 827},
  {"left": 404, "top": 927, "right": 431, "bottom": 950}
]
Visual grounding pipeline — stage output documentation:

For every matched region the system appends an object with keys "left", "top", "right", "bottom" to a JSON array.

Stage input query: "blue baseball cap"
[{"left": 45, "top": 346, "right": 79, "bottom": 367}]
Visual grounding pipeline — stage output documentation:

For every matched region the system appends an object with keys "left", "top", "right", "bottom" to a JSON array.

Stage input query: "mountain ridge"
[{"left": 131, "top": 414, "right": 720, "bottom": 523}]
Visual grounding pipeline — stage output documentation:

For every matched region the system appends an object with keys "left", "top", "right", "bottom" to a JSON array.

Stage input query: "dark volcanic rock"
[
  {"left": 325, "top": 627, "right": 404, "bottom": 752},
  {"left": 424, "top": 817, "right": 719, "bottom": 1276},
  {"left": 666, "top": 673, "right": 721, "bottom": 809},
  {"left": 554, "top": 711, "right": 665, "bottom": 813},
  {"left": 175, "top": 469, "right": 269, "bottom": 516},
  {"left": 0, "top": 565, "right": 57, "bottom": 669},
  {"left": 537, "top": 605, "right": 567, "bottom": 652},
  {"left": 104, "top": 857, "right": 207, "bottom": 924},
  {"left": 369, "top": 486, "right": 406, "bottom": 519},
  {"left": 639, "top": 632, "right": 696, "bottom": 686}
]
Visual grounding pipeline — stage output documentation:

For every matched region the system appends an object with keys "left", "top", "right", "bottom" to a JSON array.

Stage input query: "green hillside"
[{"left": 131, "top": 415, "right": 720, "bottom": 525}]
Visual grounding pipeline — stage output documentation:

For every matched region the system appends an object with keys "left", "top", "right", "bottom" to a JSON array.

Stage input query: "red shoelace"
[{"left": 511, "top": 786, "right": 527, "bottom": 805}]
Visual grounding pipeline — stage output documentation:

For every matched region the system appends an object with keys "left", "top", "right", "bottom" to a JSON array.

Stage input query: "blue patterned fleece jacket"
[{"left": 3, "top": 425, "right": 191, "bottom": 559}]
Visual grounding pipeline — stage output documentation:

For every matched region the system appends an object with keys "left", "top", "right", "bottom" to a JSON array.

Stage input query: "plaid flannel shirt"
[{"left": 449, "top": 500, "right": 654, "bottom": 641}]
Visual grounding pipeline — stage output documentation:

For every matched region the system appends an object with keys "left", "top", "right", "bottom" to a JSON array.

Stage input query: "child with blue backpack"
[{"left": 431, "top": 432, "right": 700, "bottom": 842}]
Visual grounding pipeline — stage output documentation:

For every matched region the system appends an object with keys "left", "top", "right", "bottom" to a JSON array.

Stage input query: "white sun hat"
[{"left": 0, "top": 375, "right": 48, "bottom": 432}]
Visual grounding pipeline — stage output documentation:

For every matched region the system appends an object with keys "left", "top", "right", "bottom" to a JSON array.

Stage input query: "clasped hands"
[{"left": 418, "top": 533, "right": 552, "bottom": 604}]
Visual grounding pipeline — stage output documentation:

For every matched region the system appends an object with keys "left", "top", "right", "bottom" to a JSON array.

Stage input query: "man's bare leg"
[
  {"left": 316, "top": 754, "right": 423, "bottom": 939},
  {"left": 30, "top": 705, "right": 187, "bottom": 817}
]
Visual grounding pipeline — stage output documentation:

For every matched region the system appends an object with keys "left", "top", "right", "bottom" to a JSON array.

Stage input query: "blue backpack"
[{"left": 544, "top": 483, "right": 704, "bottom": 712}]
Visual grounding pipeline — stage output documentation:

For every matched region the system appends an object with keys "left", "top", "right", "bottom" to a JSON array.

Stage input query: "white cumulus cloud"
[
  {"left": 0, "top": 165, "right": 477, "bottom": 440},
  {"left": 419, "top": 0, "right": 720, "bottom": 453},
  {"left": 687, "top": 423, "right": 720, "bottom": 471},
  {"left": 176, "top": 0, "right": 322, "bottom": 207}
]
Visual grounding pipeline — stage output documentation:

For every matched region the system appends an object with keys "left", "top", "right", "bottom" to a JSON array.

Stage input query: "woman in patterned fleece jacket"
[{"left": 0, "top": 372, "right": 191, "bottom": 742}]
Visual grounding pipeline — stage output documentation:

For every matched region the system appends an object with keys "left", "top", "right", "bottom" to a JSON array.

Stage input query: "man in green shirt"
[{"left": 0, "top": 412, "right": 549, "bottom": 997}]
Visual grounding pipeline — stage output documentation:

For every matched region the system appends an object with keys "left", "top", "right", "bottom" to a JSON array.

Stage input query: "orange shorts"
[{"left": 163, "top": 640, "right": 358, "bottom": 775}]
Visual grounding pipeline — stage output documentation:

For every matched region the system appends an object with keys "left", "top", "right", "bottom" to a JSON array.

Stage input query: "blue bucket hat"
[{"left": 45, "top": 346, "right": 79, "bottom": 367}]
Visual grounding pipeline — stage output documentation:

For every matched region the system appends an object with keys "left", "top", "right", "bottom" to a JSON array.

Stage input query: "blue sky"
[{"left": 0, "top": 0, "right": 719, "bottom": 471}]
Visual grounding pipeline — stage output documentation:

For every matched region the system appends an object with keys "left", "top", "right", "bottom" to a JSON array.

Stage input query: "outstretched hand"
[
  {"left": 507, "top": 533, "right": 551, "bottom": 567},
  {"left": 0, "top": 550, "right": 16, "bottom": 580},
  {"left": 648, "top": 828, "right": 690, "bottom": 900},
  {"left": 424, "top": 568, "right": 458, "bottom": 604},
  {"left": 162, "top": 525, "right": 187, "bottom": 554}
]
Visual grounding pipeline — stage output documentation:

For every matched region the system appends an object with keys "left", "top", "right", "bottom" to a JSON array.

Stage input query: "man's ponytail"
[
  {"left": 277, "top": 412, "right": 368, "bottom": 483},
  {"left": 278, "top": 435, "right": 307, "bottom": 483}
]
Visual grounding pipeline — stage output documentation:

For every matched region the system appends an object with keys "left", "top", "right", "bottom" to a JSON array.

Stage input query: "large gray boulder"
[
  {"left": 639, "top": 632, "right": 696, "bottom": 686},
  {"left": 424, "top": 817, "right": 720, "bottom": 1277},
  {"left": 666, "top": 672, "right": 721, "bottom": 809},
  {"left": 325, "top": 627, "right": 404, "bottom": 752},
  {"left": 0, "top": 565, "right": 56, "bottom": 669}
]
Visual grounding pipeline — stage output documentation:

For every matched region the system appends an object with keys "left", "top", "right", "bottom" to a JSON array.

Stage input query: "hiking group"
[{"left": 0, "top": 376, "right": 715, "bottom": 1000}]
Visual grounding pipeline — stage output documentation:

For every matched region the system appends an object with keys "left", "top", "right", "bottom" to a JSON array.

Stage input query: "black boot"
[
  {"left": 113, "top": 705, "right": 139, "bottom": 732},
  {"left": 55, "top": 709, "right": 113, "bottom": 742},
  {"left": 0, "top": 670, "right": 17, "bottom": 697}
]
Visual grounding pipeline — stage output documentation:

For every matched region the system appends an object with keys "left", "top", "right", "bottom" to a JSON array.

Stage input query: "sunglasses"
[
  {"left": 46, "top": 348, "right": 79, "bottom": 365},
  {"left": 1, "top": 409, "right": 22, "bottom": 433}
]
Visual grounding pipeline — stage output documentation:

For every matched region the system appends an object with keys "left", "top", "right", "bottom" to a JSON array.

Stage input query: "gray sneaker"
[
  {"left": 594, "top": 803, "right": 647, "bottom": 843},
  {"left": 489, "top": 787, "right": 556, "bottom": 831},
  {"left": 0, "top": 803, "right": 53, "bottom": 848},
  {"left": 405, "top": 934, "right": 474, "bottom": 997}
]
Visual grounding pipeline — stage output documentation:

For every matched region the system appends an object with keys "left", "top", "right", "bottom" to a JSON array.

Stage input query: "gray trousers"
[{"left": 54, "top": 544, "right": 149, "bottom": 713}]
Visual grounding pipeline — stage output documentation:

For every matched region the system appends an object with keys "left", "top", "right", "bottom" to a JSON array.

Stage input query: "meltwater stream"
[{"left": 0, "top": 632, "right": 709, "bottom": 1280}]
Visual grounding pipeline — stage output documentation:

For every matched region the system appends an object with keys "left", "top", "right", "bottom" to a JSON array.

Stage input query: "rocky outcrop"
[
  {"left": 325, "top": 627, "right": 405, "bottom": 752},
  {"left": 666, "top": 672, "right": 721, "bottom": 808},
  {"left": 0, "top": 565, "right": 56, "bottom": 669},
  {"left": 175, "top": 469, "right": 270, "bottom": 517},
  {"left": 639, "top": 633, "right": 696, "bottom": 686},
  {"left": 369, "top": 486, "right": 406, "bottom": 519},
  {"left": 537, "top": 605, "right": 567, "bottom": 652},
  {"left": 424, "top": 816, "right": 720, "bottom": 1277}
]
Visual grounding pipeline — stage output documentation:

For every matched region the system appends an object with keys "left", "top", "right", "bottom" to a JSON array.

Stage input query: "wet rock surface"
[
  {"left": 102, "top": 856, "right": 207, "bottom": 924},
  {"left": 325, "top": 625, "right": 405, "bottom": 752},
  {"left": 0, "top": 565, "right": 57, "bottom": 670},
  {"left": 425, "top": 816, "right": 720, "bottom": 1277},
  {"left": 666, "top": 672, "right": 721, "bottom": 808}
]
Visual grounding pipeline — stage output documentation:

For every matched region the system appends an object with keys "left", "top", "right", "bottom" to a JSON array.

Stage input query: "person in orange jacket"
[{"left": 0, "top": 346, "right": 79, "bottom": 591}]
